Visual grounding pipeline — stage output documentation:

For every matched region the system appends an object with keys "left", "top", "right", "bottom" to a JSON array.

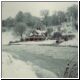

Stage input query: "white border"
[
  {"left": 0, "top": 0, "right": 79, "bottom": 79},
  {"left": 0, "top": 0, "right": 79, "bottom": 1}
]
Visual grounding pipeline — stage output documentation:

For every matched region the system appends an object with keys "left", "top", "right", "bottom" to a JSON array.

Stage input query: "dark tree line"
[{"left": 2, "top": 4, "right": 78, "bottom": 29}]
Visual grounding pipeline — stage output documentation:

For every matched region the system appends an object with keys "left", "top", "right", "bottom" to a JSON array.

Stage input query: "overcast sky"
[{"left": 2, "top": 2, "right": 78, "bottom": 20}]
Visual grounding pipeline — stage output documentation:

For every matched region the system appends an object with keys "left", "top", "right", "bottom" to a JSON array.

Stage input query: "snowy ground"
[
  {"left": 2, "top": 31, "right": 19, "bottom": 45},
  {"left": 2, "top": 52, "right": 37, "bottom": 78},
  {"left": 2, "top": 31, "right": 78, "bottom": 78},
  {"left": 59, "top": 33, "right": 78, "bottom": 47},
  {"left": 9, "top": 40, "right": 57, "bottom": 45},
  {"left": 2, "top": 45, "right": 78, "bottom": 78}
]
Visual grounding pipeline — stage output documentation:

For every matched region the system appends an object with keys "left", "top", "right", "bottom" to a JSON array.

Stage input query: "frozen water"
[{"left": 2, "top": 45, "right": 78, "bottom": 78}]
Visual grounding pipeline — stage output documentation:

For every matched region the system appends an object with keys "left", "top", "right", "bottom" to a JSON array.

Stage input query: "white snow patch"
[
  {"left": 32, "top": 65, "right": 58, "bottom": 78},
  {"left": 2, "top": 32, "right": 19, "bottom": 45},
  {"left": 60, "top": 33, "right": 78, "bottom": 46},
  {"left": 10, "top": 40, "right": 56, "bottom": 45},
  {"left": 2, "top": 52, "right": 37, "bottom": 78}
]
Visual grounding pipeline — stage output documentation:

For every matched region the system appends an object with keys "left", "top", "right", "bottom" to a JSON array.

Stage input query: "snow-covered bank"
[
  {"left": 2, "top": 52, "right": 37, "bottom": 78},
  {"left": 2, "top": 31, "right": 19, "bottom": 45},
  {"left": 2, "top": 31, "right": 78, "bottom": 47},
  {"left": 9, "top": 40, "right": 56, "bottom": 45},
  {"left": 59, "top": 33, "right": 78, "bottom": 47}
]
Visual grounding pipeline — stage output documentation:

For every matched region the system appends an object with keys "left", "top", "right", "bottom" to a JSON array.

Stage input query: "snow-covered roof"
[
  {"left": 36, "top": 30, "right": 46, "bottom": 33},
  {"left": 29, "top": 30, "right": 46, "bottom": 36},
  {"left": 35, "top": 30, "right": 46, "bottom": 35}
]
